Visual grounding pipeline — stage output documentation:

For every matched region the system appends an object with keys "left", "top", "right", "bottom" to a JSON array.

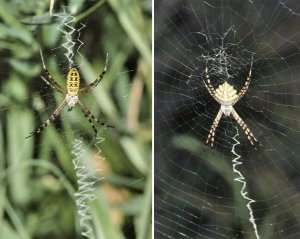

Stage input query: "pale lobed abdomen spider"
[
  {"left": 26, "top": 50, "right": 114, "bottom": 139},
  {"left": 203, "top": 61, "right": 261, "bottom": 149}
]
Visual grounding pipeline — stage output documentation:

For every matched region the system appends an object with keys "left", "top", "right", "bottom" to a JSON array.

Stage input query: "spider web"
[
  {"left": 155, "top": 1, "right": 300, "bottom": 238},
  {"left": 41, "top": 12, "right": 111, "bottom": 239},
  {"left": 32, "top": 11, "right": 133, "bottom": 142},
  {"left": 28, "top": 10, "right": 139, "bottom": 239},
  {"left": 0, "top": 1, "right": 150, "bottom": 238}
]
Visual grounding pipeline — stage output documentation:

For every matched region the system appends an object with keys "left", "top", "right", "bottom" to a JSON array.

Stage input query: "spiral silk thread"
[
  {"left": 55, "top": 11, "right": 76, "bottom": 68},
  {"left": 72, "top": 138, "right": 104, "bottom": 238},
  {"left": 231, "top": 127, "right": 260, "bottom": 239}
]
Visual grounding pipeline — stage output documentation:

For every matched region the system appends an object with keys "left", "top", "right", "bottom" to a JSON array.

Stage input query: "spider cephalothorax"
[
  {"left": 203, "top": 62, "right": 261, "bottom": 149},
  {"left": 26, "top": 50, "right": 114, "bottom": 139}
]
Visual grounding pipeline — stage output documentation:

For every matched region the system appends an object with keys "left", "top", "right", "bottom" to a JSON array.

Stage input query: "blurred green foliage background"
[
  {"left": 155, "top": 0, "right": 300, "bottom": 238},
  {"left": 0, "top": 0, "right": 151, "bottom": 239}
]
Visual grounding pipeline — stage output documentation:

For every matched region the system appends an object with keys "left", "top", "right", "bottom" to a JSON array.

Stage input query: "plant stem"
[{"left": 75, "top": 0, "right": 106, "bottom": 23}]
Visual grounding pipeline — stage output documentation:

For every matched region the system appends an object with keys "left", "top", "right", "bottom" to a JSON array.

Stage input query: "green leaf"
[
  {"left": 136, "top": 171, "right": 151, "bottom": 239},
  {"left": 120, "top": 137, "right": 148, "bottom": 174},
  {"left": 21, "top": 14, "right": 53, "bottom": 25},
  {"left": 92, "top": 190, "right": 125, "bottom": 239},
  {"left": 107, "top": 0, "right": 151, "bottom": 63}
]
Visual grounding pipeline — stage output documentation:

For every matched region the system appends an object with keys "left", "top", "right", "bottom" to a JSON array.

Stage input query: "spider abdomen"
[
  {"left": 67, "top": 68, "right": 80, "bottom": 96},
  {"left": 215, "top": 81, "right": 238, "bottom": 105}
]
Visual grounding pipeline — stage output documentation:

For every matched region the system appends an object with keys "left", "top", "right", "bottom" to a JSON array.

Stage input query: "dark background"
[{"left": 155, "top": 0, "right": 300, "bottom": 238}]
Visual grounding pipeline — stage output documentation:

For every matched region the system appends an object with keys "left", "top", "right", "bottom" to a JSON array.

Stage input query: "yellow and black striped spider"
[
  {"left": 203, "top": 61, "right": 261, "bottom": 149},
  {"left": 26, "top": 50, "right": 114, "bottom": 139}
]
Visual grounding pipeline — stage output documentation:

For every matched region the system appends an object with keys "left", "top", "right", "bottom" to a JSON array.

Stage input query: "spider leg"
[
  {"left": 76, "top": 99, "right": 114, "bottom": 138},
  {"left": 206, "top": 108, "right": 223, "bottom": 148},
  {"left": 40, "top": 49, "right": 66, "bottom": 93},
  {"left": 203, "top": 66, "right": 219, "bottom": 103},
  {"left": 234, "top": 60, "right": 253, "bottom": 103},
  {"left": 78, "top": 53, "right": 108, "bottom": 94},
  {"left": 26, "top": 99, "right": 67, "bottom": 139},
  {"left": 231, "top": 108, "right": 261, "bottom": 149}
]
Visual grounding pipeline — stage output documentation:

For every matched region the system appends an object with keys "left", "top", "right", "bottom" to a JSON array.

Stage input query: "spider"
[
  {"left": 203, "top": 61, "right": 261, "bottom": 149},
  {"left": 26, "top": 50, "right": 114, "bottom": 139}
]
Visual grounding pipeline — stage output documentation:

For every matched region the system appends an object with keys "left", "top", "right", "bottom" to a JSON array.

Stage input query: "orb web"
[
  {"left": 25, "top": 10, "right": 137, "bottom": 239},
  {"left": 0, "top": 1, "right": 150, "bottom": 238},
  {"left": 155, "top": 0, "right": 300, "bottom": 238}
]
